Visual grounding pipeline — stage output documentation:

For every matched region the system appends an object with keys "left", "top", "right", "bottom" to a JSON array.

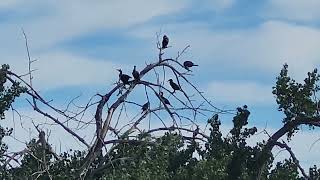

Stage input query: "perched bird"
[
  {"left": 117, "top": 69, "right": 131, "bottom": 85},
  {"left": 168, "top": 79, "right": 181, "bottom": 93},
  {"left": 36, "top": 131, "right": 46, "bottom": 147},
  {"left": 193, "top": 126, "right": 199, "bottom": 139},
  {"left": 183, "top": 61, "right": 198, "bottom": 71},
  {"left": 162, "top": 35, "right": 169, "bottom": 49},
  {"left": 132, "top": 66, "right": 140, "bottom": 80},
  {"left": 159, "top": 92, "right": 171, "bottom": 106},
  {"left": 213, "top": 113, "right": 218, "bottom": 119},
  {"left": 141, "top": 102, "right": 150, "bottom": 113}
]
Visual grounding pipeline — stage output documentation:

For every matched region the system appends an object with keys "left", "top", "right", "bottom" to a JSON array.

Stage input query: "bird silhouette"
[
  {"left": 162, "top": 35, "right": 169, "bottom": 49},
  {"left": 159, "top": 92, "right": 171, "bottom": 106},
  {"left": 168, "top": 79, "right": 181, "bottom": 93},
  {"left": 183, "top": 61, "right": 198, "bottom": 71},
  {"left": 141, "top": 102, "right": 150, "bottom": 113},
  {"left": 213, "top": 114, "right": 218, "bottom": 120},
  {"left": 132, "top": 66, "right": 140, "bottom": 80},
  {"left": 117, "top": 69, "right": 131, "bottom": 85}
]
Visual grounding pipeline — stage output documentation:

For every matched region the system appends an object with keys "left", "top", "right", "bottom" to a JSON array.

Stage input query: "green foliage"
[
  {"left": 0, "top": 64, "right": 26, "bottom": 120},
  {"left": 0, "top": 64, "right": 26, "bottom": 179},
  {"left": 268, "top": 159, "right": 300, "bottom": 180},
  {"left": 272, "top": 64, "right": 320, "bottom": 138}
]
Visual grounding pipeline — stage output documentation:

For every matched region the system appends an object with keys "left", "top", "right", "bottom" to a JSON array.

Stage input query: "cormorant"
[
  {"left": 132, "top": 66, "right": 140, "bottom": 80},
  {"left": 183, "top": 61, "right": 198, "bottom": 70},
  {"left": 168, "top": 79, "right": 181, "bottom": 93},
  {"left": 141, "top": 102, "right": 150, "bottom": 113},
  {"left": 213, "top": 114, "right": 218, "bottom": 120},
  {"left": 193, "top": 126, "right": 199, "bottom": 139},
  {"left": 162, "top": 35, "right": 169, "bottom": 49},
  {"left": 159, "top": 92, "right": 171, "bottom": 106},
  {"left": 117, "top": 69, "right": 131, "bottom": 85}
]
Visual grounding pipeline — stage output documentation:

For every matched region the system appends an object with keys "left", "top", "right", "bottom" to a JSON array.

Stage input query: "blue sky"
[{"left": 1, "top": 0, "right": 320, "bottom": 170}]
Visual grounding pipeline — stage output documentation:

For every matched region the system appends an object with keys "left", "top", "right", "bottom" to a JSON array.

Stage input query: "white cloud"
[
  {"left": 13, "top": 0, "right": 191, "bottom": 49},
  {"left": 132, "top": 21, "right": 320, "bottom": 81},
  {"left": 5, "top": 51, "right": 124, "bottom": 91},
  {"left": 0, "top": 1, "right": 192, "bottom": 91},
  {"left": 264, "top": 0, "right": 320, "bottom": 22},
  {"left": 27, "top": 52, "right": 120, "bottom": 91},
  {"left": 206, "top": 81, "right": 274, "bottom": 105},
  {"left": 195, "top": 21, "right": 320, "bottom": 79}
]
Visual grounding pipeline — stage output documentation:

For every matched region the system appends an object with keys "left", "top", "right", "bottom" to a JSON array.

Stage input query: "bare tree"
[{"left": 5, "top": 32, "right": 229, "bottom": 179}]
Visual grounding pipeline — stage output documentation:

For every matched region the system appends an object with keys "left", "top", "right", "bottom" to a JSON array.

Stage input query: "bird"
[
  {"left": 141, "top": 102, "right": 150, "bottom": 113},
  {"left": 159, "top": 92, "right": 171, "bottom": 106},
  {"left": 193, "top": 126, "right": 199, "bottom": 139},
  {"left": 162, "top": 35, "right": 169, "bottom": 49},
  {"left": 132, "top": 66, "right": 140, "bottom": 80},
  {"left": 168, "top": 79, "right": 181, "bottom": 93},
  {"left": 183, "top": 61, "right": 198, "bottom": 71},
  {"left": 117, "top": 69, "right": 131, "bottom": 85}
]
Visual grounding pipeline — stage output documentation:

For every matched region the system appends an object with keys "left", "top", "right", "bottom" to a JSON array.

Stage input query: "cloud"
[
  {"left": 7, "top": 0, "right": 191, "bottom": 49},
  {"left": 194, "top": 21, "right": 320, "bottom": 79},
  {"left": 264, "top": 0, "right": 320, "bottom": 22},
  {"left": 206, "top": 81, "right": 274, "bottom": 106},
  {"left": 7, "top": 51, "right": 122, "bottom": 91},
  {"left": 131, "top": 21, "right": 320, "bottom": 81},
  {"left": 32, "top": 52, "right": 121, "bottom": 90},
  {"left": 0, "top": 1, "right": 193, "bottom": 91}
]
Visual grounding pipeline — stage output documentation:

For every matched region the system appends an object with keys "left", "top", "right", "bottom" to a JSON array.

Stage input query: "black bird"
[
  {"left": 193, "top": 126, "right": 199, "bottom": 139},
  {"left": 183, "top": 61, "right": 198, "bottom": 71},
  {"left": 168, "top": 79, "right": 181, "bottom": 93},
  {"left": 162, "top": 35, "right": 169, "bottom": 49},
  {"left": 117, "top": 69, "right": 131, "bottom": 85},
  {"left": 141, "top": 102, "right": 150, "bottom": 113},
  {"left": 159, "top": 92, "right": 171, "bottom": 106},
  {"left": 132, "top": 66, "right": 140, "bottom": 80}
]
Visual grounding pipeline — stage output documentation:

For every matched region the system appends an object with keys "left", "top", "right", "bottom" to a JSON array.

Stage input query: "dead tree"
[{"left": 5, "top": 33, "right": 227, "bottom": 179}]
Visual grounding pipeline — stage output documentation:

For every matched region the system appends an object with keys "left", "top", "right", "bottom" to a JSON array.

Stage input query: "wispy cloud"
[
  {"left": 131, "top": 20, "right": 320, "bottom": 81},
  {"left": 14, "top": 0, "right": 191, "bottom": 49},
  {"left": 18, "top": 52, "right": 124, "bottom": 91},
  {"left": 264, "top": 0, "right": 320, "bottom": 22},
  {"left": 0, "top": 1, "right": 193, "bottom": 90},
  {"left": 206, "top": 81, "right": 274, "bottom": 106}
]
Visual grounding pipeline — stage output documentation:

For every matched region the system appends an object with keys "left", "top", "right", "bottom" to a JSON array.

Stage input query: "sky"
[{"left": 1, "top": 0, "right": 320, "bottom": 171}]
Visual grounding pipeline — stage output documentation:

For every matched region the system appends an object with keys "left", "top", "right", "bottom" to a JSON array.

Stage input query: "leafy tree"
[
  {"left": 0, "top": 64, "right": 26, "bottom": 179},
  {"left": 269, "top": 159, "right": 300, "bottom": 180}
]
